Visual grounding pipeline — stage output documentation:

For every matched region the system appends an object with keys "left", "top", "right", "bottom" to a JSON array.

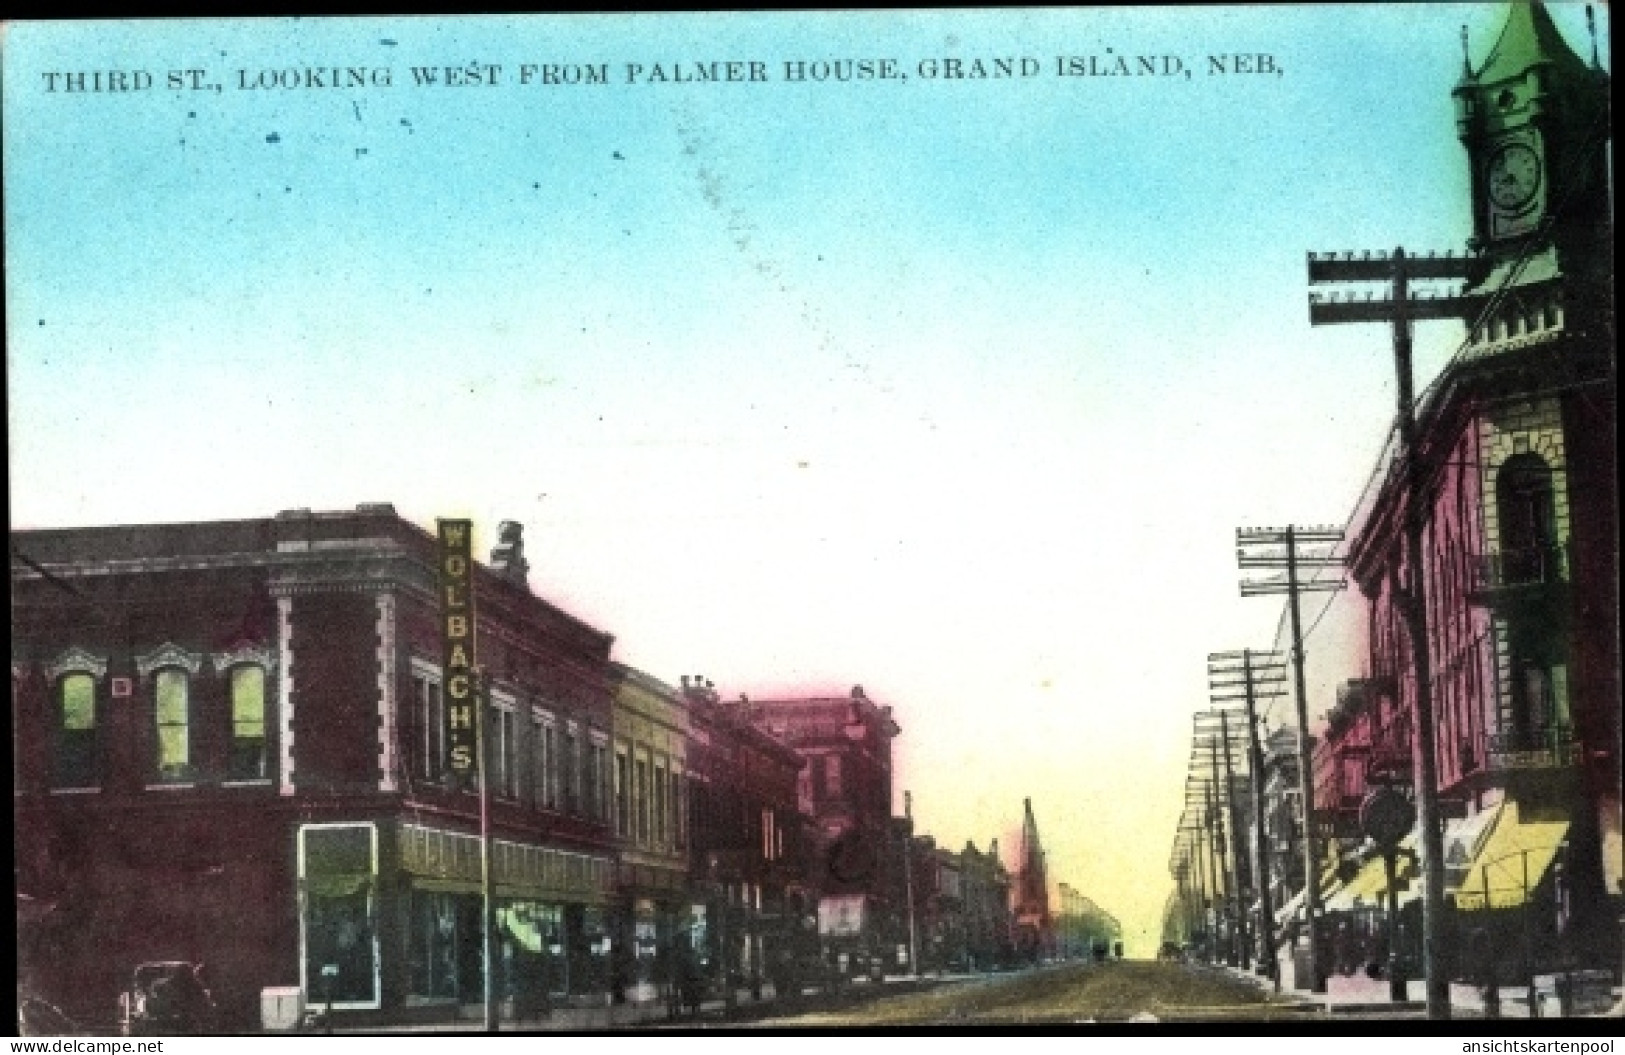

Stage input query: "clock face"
[{"left": 1487, "top": 143, "right": 1542, "bottom": 211}]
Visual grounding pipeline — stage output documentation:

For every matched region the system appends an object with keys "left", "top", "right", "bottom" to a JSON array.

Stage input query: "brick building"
[
  {"left": 13, "top": 505, "right": 620, "bottom": 1029},
  {"left": 1315, "top": 2, "right": 1617, "bottom": 987},
  {"left": 956, "top": 838, "right": 1014, "bottom": 970},
  {"left": 741, "top": 687, "right": 901, "bottom": 970},
  {"left": 679, "top": 678, "right": 810, "bottom": 1000}
]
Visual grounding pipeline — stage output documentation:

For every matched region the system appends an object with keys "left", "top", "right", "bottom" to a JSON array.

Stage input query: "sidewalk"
[
  {"left": 1210, "top": 960, "right": 1622, "bottom": 1019},
  {"left": 323, "top": 973, "right": 963, "bottom": 1033}
]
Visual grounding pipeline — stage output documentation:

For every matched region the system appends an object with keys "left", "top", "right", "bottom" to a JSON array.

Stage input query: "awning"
[
  {"left": 1455, "top": 805, "right": 1568, "bottom": 912},
  {"left": 1324, "top": 832, "right": 1420, "bottom": 913},
  {"left": 499, "top": 907, "right": 545, "bottom": 953},
  {"left": 1324, "top": 854, "right": 1417, "bottom": 912},
  {"left": 1444, "top": 803, "right": 1506, "bottom": 890}
]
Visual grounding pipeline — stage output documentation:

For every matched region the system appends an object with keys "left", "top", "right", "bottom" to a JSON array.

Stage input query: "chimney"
[{"left": 489, "top": 520, "right": 530, "bottom": 586}]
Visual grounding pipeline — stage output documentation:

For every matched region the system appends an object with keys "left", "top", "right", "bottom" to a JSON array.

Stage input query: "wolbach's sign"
[{"left": 439, "top": 519, "right": 478, "bottom": 781}]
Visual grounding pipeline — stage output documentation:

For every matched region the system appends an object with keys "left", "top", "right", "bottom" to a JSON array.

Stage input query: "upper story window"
[
  {"left": 669, "top": 770, "right": 682, "bottom": 851},
  {"left": 489, "top": 699, "right": 517, "bottom": 799},
  {"left": 1496, "top": 452, "right": 1557, "bottom": 582},
  {"left": 592, "top": 742, "right": 610, "bottom": 824},
  {"left": 634, "top": 757, "right": 650, "bottom": 844},
  {"left": 527, "top": 710, "right": 545, "bottom": 808},
  {"left": 562, "top": 728, "right": 580, "bottom": 814},
  {"left": 544, "top": 720, "right": 559, "bottom": 809},
  {"left": 797, "top": 767, "right": 813, "bottom": 815},
  {"left": 136, "top": 643, "right": 203, "bottom": 786},
  {"left": 414, "top": 673, "right": 445, "bottom": 783},
  {"left": 653, "top": 761, "right": 668, "bottom": 846},
  {"left": 154, "top": 668, "right": 192, "bottom": 782},
  {"left": 824, "top": 754, "right": 843, "bottom": 800},
  {"left": 228, "top": 665, "right": 269, "bottom": 781},
  {"left": 55, "top": 672, "right": 99, "bottom": 789},
  {"left": 615, "top": 751, "right": 631, "bottom": 836}
]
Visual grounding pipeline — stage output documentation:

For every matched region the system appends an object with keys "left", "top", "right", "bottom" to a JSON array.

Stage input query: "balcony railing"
[
  {"left": 1469, "top": 544, "right": 1567, "bottom": 602},
  {"left": 1483, "top": 724, "right": 1580, "bottom": 771}
]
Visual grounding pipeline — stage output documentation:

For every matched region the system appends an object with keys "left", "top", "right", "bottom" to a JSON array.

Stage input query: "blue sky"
[{"left": 5, "top": 5, "right": 1608, "bottom": 952}]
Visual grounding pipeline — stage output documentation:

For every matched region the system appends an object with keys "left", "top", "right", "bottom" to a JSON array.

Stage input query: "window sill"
[
  {"left": 222, "top": 778, "right": 275, "bottom": 788},
  {"left": 49, "top": 786, "right": 102, "bottom": 795},
  {"left": 145, "top": 782, "right": 197, "bottom": 791}
]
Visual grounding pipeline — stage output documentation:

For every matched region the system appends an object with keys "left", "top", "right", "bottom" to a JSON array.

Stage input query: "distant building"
[
  {"left": 741, "top": 686, "right": 901, "bottom": 970},
  {"left": 1258, "top": 726, "right": 1306, "bottom": 931},
  {"left": 958, "top": 838, "right": 1014, "bottom": 970}
]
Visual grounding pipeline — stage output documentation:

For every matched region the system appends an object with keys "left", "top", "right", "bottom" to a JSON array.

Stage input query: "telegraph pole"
[
  {"left": 1210, "top": 649, "right": 1288, "bottom": 991},
  {"left": 1238, "top": 524, "right": 1344, "bottom": 992},
  {"left": 1183, "top": 803, "right": 1222, "bottom": 955},
  {"left": 1308, "top": 246, "right": 1471, "bottom": 1019},
  {"left": 1221, "top": 711, "right": 1251, "bottom": 972},
  {"left": 1209, "top": 725, "right": 1241, "bottom": 962},
  {"left": 1206, "top": 775, "right": 1237, "bottom": 965},
  {"left": 903, "top": 791, "right": 920, "bottom": 977},
  {"left": 1196, "top": 722, "right": 1248, "bottom": 969},
  {"left": 477, "top": 669, "right": 498, "bottom": 1033}
]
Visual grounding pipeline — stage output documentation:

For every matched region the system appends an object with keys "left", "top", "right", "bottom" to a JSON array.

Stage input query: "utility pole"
[
  {"left": 1210, "top": 649, "right": 1288, "bottom": 992},
  {"left": 1206, "top": 733, "right": 1246, "bottom": 967},
  {"left": 1202, "top": 712, "right": 1248, "bottom": 968},
  {"left": 1192, "top": 773, "right": 1234, "bottom": 966},
  {"left": 1194, "top": 718, "right": 1249, "bottom": 970},
  {"left": 903, "top": 791, "right": 920, "bottom": 977},
  {"left": 1238, "top": 524, "right": 1344, "bottom": 993},
  {"left": 1308, "top": 246, "right": 1472, "bottom": 1019},
  {"left": 478, "top": 669, "right": 498, "bottom": 1033},
  {"left": 1177, "top": 818, "right": 1212, "bottom": 960}
]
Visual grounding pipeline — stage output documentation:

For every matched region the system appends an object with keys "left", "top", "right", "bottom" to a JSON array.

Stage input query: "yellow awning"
[
  {"left": 1324, "top": 857, "right": 1385, "bottom": 912},
  {"left": 1455, "top": 806, "right": 1568, "bottom": 912},
  {"left": 1323, "top": 840, "right": 1420, "bottom": 913}
]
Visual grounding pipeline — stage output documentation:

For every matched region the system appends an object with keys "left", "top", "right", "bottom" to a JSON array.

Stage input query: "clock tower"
[{"left": 1453, "top": 2, "right": 1611, "bottom": 348}]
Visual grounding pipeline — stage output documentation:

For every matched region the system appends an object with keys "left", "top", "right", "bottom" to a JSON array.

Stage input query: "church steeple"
[{"left": 1013, "top": 797, "right": 1051, "bottom": 933}]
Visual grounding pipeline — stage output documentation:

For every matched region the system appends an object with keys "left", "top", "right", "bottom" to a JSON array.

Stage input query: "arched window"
[
  {"left": 155, "top": 668, "right": 191, "bottom": 781},
  {"left": 1496, "top": 453, "right": 1556, "bottom": 584},
  {"left": 56, "top": 672, "right": 99, "bottom": 788},
  {"left": 228, "top": 665, "right": 268, "bottom": 780}
]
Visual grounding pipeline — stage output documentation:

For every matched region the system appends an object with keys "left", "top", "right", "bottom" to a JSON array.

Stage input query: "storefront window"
[
  {"left": 299, "top": 823, "right": 379, "bottom": 1008},
  {"left": 407, "top": 890, "right": 461, "bottom": 1000}
]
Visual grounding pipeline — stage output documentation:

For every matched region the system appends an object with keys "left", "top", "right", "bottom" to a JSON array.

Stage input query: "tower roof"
[{"left": 1471, "top": 1, "right": 1593, "bottom": 86}]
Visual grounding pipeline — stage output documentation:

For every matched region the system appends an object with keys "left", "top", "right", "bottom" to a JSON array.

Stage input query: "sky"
[{"left": 4, "top": 5, "right": 1609, "bottom": 955}]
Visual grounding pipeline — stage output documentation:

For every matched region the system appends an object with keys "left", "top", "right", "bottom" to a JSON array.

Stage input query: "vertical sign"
[{"left": 439, "top": 519, "right": 478, "bottom": 784}]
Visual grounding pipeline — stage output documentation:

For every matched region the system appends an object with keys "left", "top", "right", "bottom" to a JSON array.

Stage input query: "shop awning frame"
[{"left": 1455, "top": 807, "right": 1568, "bottom": 912}]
